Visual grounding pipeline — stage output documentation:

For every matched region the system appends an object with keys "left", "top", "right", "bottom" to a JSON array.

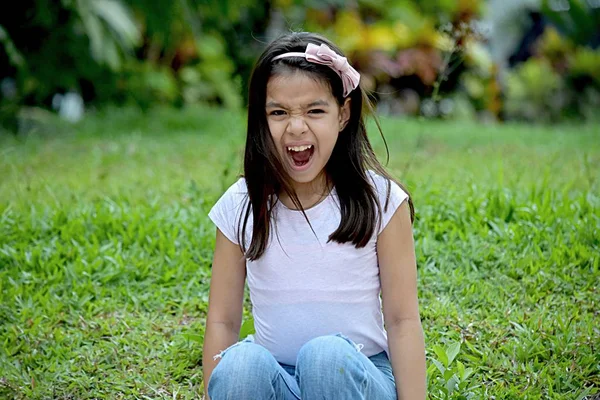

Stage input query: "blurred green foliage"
[
  {"left": 1, "top": 0, "right": 600, "bottom": 129},
  {"left": 503, "top": 0, "right": 600, "bottom": 122},
  {"left": 0, "top": 0, "right": 268, "bottom": 126},
  {"left": 506, "top": 58, "right": 565, "bottom": 121},
  {"left": 541, "top": 0, "right": 600, "bottom": 47}
]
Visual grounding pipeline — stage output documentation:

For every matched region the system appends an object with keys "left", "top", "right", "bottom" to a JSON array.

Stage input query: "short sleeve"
[
  {"left": 207, "top": 178, "right": 249, "bottom": 245},
  {"left": 368, "top": 171, "right": 409, "bottom": 235}
]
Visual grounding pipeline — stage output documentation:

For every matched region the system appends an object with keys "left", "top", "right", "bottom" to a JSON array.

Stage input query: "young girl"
[{"left": 202, "top": 32, "right": 426, "bottom": 399}]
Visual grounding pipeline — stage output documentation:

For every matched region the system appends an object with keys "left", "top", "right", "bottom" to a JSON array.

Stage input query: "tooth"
[{"left": 287, "top": 145, "right": 313, "bottom": 152}]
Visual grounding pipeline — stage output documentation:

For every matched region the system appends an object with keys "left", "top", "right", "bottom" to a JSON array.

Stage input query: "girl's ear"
[{"left": 339, "top": 97, "right": 351, "bottom": 132}]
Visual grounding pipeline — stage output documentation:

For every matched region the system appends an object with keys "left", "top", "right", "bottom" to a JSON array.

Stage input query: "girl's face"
[{"left": 266, "top": 72, "right": 351, "bottom": 191}]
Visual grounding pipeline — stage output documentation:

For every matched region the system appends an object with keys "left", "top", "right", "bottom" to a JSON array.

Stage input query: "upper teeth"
[{"left": 287, "top": 145, "right": 313, "bottom": 152}]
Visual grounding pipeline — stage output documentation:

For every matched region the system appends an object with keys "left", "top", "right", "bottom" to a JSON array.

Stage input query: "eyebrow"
[{"left": 265, "top": 99, "right": 331, "bottom": 108}]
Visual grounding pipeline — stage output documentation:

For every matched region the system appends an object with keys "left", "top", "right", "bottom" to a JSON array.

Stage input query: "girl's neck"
[{"left": 279, "top": 172, "right": 331, "bottom": 210}]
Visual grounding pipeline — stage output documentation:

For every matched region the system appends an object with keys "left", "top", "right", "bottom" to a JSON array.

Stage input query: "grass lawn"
[{"left": 1, "top": 106, "right": 599, "bottom": 399}]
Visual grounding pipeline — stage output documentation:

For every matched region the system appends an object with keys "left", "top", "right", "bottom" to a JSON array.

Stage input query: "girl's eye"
[
  {"left": 269, "top": 110, "right": 286, "bottom": 116},
  {"left": 308, "top": 109, "right": 325, "bottom": 114}
]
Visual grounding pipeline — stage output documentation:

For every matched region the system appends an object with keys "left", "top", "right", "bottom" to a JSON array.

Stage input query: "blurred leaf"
[
  {"left": 183, "top": 333, "right": 203, "bottom": 342},
  {"left": 0, "top": 25, "right": 25, "bottom": 67},
  {"left": 103, "top": 38, "right": 121, "bottom": 71},
  {"left": 446, "top": 373, "right": 459, "bottom": 395},
  {"left": 431, "top": 358, "right": 446, "bottom": 375},
  {"left": 570, "top": 47, "right": 600, "bottom": 85},
  {"left": 444, "top": 367, "right": 455, "bottom": 381},
  {"left": 446, "top": 341, "right": 461, "bottom": 366},
  {"left": 75, "top": 0, "right": 141, "bottom": 70},
  {"left": 433, "top": 344, "right": 449, "bottom": 366},
  {"left": 457, "top": 359, "right": 466, "bottom": 376},
  {"left": 239, "top": 317, "right": 255, "bottom": 339},
  {"left": 462, "top": 367, "right": 474, "bottom": 381},
  {"left": 91, "top": 0, "right": 141, "bottom": 46}
]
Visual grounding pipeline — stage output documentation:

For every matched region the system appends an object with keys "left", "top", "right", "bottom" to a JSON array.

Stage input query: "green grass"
[{"left": 1, "top": 106, "right": 599, "bottom": 399}]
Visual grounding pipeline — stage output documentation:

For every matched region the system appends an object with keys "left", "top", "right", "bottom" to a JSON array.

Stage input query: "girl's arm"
[
  {"left": 378, "top": 201, "right": 426, "bottom": 400},
  {"left": 202, "top": 229, "right": 247, "bottom": 399}
]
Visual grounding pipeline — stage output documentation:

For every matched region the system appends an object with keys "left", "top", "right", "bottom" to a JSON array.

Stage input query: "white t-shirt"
[{"left": 208, "top": 171, "right": 409, "bottom": 365}]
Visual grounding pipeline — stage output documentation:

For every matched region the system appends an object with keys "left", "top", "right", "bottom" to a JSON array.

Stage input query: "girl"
[{"left": 202, "top": 32, "right": 426, "bottom": 400}]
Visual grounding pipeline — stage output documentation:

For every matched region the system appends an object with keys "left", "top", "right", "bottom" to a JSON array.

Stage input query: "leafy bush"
[
  {"left": 505, "top": 58, "right": 566, "bottom": 122},
  {"left": 501, "top": 9, "right": 600, "bottom": 123},
  {"left": 0, "top": 0, "right": 140, "bottom": 103},
  {"left": 276, "top": 0, "right": 485, "bottom": 117},
  {"left": 0, "top": 0, "right": 267, "bottom": 131},
  {"left": 540, "top": 0, "right": 600, "bottom": 47},
  {"left": 2, "top": 0, "right": 599, "bottom": 125}
]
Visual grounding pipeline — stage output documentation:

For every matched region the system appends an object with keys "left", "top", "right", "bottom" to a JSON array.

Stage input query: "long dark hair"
[{"left": 240, "top": 32, "right": 414, "bottom": 260}]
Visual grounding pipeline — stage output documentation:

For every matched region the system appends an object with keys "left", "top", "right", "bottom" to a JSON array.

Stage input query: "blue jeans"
[{"left": 207, "top": 334, "right": 397, "bottom": 399}]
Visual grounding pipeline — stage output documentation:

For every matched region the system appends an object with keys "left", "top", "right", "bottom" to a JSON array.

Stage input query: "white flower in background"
[
  {"left": 1, "top": 78, "right": 17, "bottom": 99},
  {"left": 52, "top": 92, "right": 84, "bottom": 123}
]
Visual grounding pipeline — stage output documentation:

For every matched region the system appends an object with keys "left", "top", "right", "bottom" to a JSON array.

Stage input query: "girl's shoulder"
[
  {"left": 366, "top": 169, "right": 389, "bottom": 190},
  {"left": 208, "top": 177, "right": 249, "bottom": 245},
  {"left": 366, "top": 170, "right": 408, "bottom": 201},
  {"left": 213, "top": 177, "right": 249, "bottom": 212},
  {"left": 365, "top": 170, "right": 410, "bottom": 234},
  {"left": 221, "top": 177, "right": 248, "bottom": 200}
]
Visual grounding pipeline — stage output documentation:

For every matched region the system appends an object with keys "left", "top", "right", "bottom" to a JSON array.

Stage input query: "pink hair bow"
[{"left": 272, "top": 43, "right": 360, "bottom": 97}]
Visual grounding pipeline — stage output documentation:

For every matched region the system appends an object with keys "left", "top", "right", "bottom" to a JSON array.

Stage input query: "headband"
[{"left": 272, "top": 43, "right": 360, "bottom": 97}]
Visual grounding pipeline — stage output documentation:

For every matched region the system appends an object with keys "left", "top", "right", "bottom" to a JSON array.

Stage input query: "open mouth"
[{"left": 286, "top": 144, "right": 314, "bottom": 169}]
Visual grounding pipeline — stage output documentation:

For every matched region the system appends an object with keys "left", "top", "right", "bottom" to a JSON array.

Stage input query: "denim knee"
[
  {"left": 208, "top": 342, "right": 278, "bottom": 399},
  {"left": 297, "top": 334, "right": 363, "bottom": 364},
  {"left": 296, "top": 335, "right": 366, "bottom": 395}
]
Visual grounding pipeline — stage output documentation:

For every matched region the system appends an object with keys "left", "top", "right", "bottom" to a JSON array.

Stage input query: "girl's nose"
[{"left": 286, "top": 116, "right": 308, "bottom": 135}]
